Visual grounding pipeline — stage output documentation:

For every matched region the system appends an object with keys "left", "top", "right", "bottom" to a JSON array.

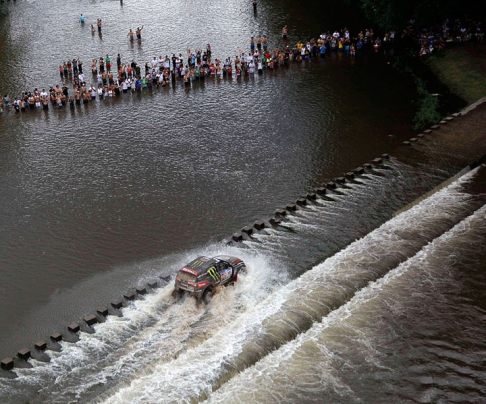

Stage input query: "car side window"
[
  {"left": 217, "top": 262, "right": 229, "bottom": 272},
  {"left": 198, "top": 273, "right": 210, "bottom": 282}
]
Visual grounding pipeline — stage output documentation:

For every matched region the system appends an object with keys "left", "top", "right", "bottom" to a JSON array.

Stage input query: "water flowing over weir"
[
  {"left": 1, "top": 161, "right": 484, "bottom": 403},
  {"left": 96, "top": 166, "right": 485, "bottom": 403},
  {"left": 208, "top": 204, "right": 486, "bottom": 404}
]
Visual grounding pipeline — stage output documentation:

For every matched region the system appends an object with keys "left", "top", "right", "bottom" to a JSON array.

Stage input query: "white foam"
[
  {"left": 98, "top": 168, "right": 480, "bottom": 403},
  {"left": 206, "top": 203, "right": 486, "bottom": 402}
]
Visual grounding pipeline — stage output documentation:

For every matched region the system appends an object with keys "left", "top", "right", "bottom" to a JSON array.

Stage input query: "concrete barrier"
[
  {"left": 326, "top": 181, "right": 337, "bottom": 189},
  {"left": 424, "top": 129, "right": 432, "bottom": 134},
  {"left": 445, "top": 116, "right": 453, "bottom": 121},
  {"left": 17, "top": 348, "right": 31, "bottom": 361},
  {"left": 232, "top": 233, "right": 243, "bottom": 242},
  {"left": 96, "top": 307, "right": 109, "bottom": 317},
  {"left": 111, "top": 300, "right": 123, "bottom": 309},
  {"left": 381, "top": 154, "right": 390, "bottom": 159},
  {"left": 315, "top": 187, "right": 327, "bottom": 195},
  {"left": 275, "top": 209, "right": 287, "bottom": 217},
  {"left": 68, "top": 323, "right": 80, "bottom": 333},
  {"left": 147, "top": 280, "right": 159, "bottom": 289},
  {"left": 417, "top": 133, "right": 424, "bottom": 138},
  {"left": 345, "top": 172, "right": 355, "bottom": 179},
  {"left": 84, "top": 315, "right": 98, "bottom": 326},
  {"left": 431, "top": 124, "right": 439, "bottom": 129},
  {"left": 440, "top": 120, "right": 447, "bottom": 124},
  {"left": 34, "top": 341, "right": 47, "bottom": 351},
  {"left": 136, "top": 286, "right": 147, "bottom": 295},
  {"left": 241, "top": 226, "right": 253, "bottom": 235},
  {"left": 353, "top": 167, "right": 365, "bottom": 175},
  {"left": 410, "top": 137, "right": 418, "bottom": 142},
  {"left": 269, "top": 217, "right": 282, "bottom": 226},
  {"left": 363, "top": 163, "right": 372, "bottom": 169},
  {"left": 253, "top": 221, "right": 266, "bottom": 230},
  {"left": 159, "top": 275, "right": 171, "bottom": 283},
  {"left": 306, "top": 193, "right": 317, "bottom": 200},
  {"left": 1, "top": 357, "right": 14, "bottom": 370},
  {"left": 123, "top": 291, "right": 137, "bottom": 301},
  {"left": 286, "top": 204, "right": 297, "bottom": 211},
  {"left": 371, "top": 158, "right": 383, "bottom": 165},
  {"left": 50, "top": 333, "right": 63, "bottom": 342},
  {"left": 403, "top": 141, "right": 411, "bottom": 145},
  {"left": 335, "top": 177, "right": 346, "bottom": 184},
  {"left": 452, "top": 112, "right": 460, "bottom": 117},
  {"left": 296, "top": 198, "right": 307, "bottom": 206}
]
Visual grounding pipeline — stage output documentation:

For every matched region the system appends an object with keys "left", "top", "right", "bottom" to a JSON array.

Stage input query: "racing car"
[{"left": 173, "top": 255, "right": 246, "bottom": 303}]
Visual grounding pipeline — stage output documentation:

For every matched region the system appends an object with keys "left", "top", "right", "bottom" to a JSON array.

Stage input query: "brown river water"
[{"left": 0, "top": 0, "right": 485, "bottom": 402}]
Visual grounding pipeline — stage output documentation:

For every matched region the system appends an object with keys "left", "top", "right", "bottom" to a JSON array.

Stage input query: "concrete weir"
[
  {"left": 296, "top": 198, "right": 307, "bottom": 206},
  {"left": 241, "top": 226, "right": 253, "bottom": 235},
  {"left": 1, "top": 357, "right": 14, "bottom": 371},
  {"left": 253, "top": 221, "right": 266, "bottom": 230},
  {"left": 97, "top": 307, "right": 109, "bottom": 317},
  {"left": 5, "top": 98, "right": 482, "bottom": 373},
  {"left": 17, "top": 348, "right": 31, "bottom": 361},
  {"left": 50, "top": 333, "right": 62, "bottom": 342},
  {"left": 34, "top": 341, "right": 47, "bottom": 351},
  {"left": 83, "top": 315, "right": 98, "bottom": 326},
  {"left": 269, "top": 217, "right": 282, "bottom": 226}
]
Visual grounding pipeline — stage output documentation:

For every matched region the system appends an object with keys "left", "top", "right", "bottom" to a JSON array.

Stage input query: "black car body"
[{"left": 174, "top": 255, "right": 246, "bottom": 301}]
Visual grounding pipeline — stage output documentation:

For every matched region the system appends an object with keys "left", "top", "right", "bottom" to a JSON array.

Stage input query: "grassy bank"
[{"left": 426, "top": 44, "right": 486, "bottom": 104}]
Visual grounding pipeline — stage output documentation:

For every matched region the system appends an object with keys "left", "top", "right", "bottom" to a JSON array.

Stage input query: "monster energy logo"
[{"left": 207, "top": 267, "right": 220, "bottom": 282}]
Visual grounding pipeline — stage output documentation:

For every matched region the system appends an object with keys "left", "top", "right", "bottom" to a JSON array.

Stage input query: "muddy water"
[
  {"left": 0, "top": 0, "right": 416, "bottom": 355},
  {"left": 1, "top": 161, "right": 484, "bottom": 403},
  {"left": 1, "top": 0, "right": 486, "bottom": 402}
]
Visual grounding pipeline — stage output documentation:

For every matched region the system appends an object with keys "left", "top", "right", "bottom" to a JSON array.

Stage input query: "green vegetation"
[
  {"left": 425, "top": 45, "right": 486, "bottom": 104},
  {"left": 413, "top": 78, "right": 441, "bottom": 130}
]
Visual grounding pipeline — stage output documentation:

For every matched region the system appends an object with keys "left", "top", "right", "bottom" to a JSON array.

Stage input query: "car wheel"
[
  {"left": 172, "top": 288, "right": 184, "bottom": 300},
  {"left": 203, "top": 288, "right": 213, "bottom": 304}
]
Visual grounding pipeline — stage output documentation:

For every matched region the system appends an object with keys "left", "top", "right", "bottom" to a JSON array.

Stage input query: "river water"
[{"left": 0, "top": 0, "right": 485, "bottom": 402}]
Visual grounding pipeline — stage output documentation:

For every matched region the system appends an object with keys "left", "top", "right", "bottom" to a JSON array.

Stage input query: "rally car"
[{"left": 173, "top": 255, "right": 246, "bottom": 303}]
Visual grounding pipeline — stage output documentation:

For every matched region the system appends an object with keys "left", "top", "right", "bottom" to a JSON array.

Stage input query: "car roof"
[{"left": 181, "top": 256, "right": 217, "bottom": 276}]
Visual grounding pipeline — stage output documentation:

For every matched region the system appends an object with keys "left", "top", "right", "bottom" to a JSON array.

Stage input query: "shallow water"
[
  {"left": 0, "top": 0, "right": 417, "bottom": 355},
  {"left": 0, "top": 0, "right": 485, "bottom": 402}
]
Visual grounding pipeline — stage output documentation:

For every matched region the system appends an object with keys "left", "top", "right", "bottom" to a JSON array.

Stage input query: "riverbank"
[{"left": 425, "top": 43, "right": 486, "bottom": 104}]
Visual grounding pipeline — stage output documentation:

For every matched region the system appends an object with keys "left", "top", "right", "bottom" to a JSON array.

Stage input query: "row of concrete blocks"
[
  {"left": 402, "top": 113, "right": 459, "bottom": 146},
  {"left": 230, "top": 154, "right": 390, "bottom": 243},
  {"left": 0, "top": 276, "right": 171, "bottom": 372}
]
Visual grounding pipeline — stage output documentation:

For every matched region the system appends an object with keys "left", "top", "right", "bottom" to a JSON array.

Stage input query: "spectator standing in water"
[
  {"left": 79, "top": 14, "right": 86, "bottom": 24},
  {"left": 128, "top": 29, "right": 134, "bottom": 42},
  {"left": 97, "top": 18, "right": 102, "bottom": 34},
  {"left": 252, "top": 0, "right": 257, "bottom": 13},
  {"left": 136, "top": 26, "right": 144, "bottom": 41}
]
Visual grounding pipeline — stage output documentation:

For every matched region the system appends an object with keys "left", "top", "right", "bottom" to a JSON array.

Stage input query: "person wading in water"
[
  {"left": 136, "top": 26, "right": 144, "bottom": 41},
  {"left": 282, "top": 25, "right": 288, "bottom": 40}
]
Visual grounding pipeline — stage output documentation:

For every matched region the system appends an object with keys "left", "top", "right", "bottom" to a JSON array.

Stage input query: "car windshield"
[{"left": 178, "top": 271, "right": 196, "bottom": 282}]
